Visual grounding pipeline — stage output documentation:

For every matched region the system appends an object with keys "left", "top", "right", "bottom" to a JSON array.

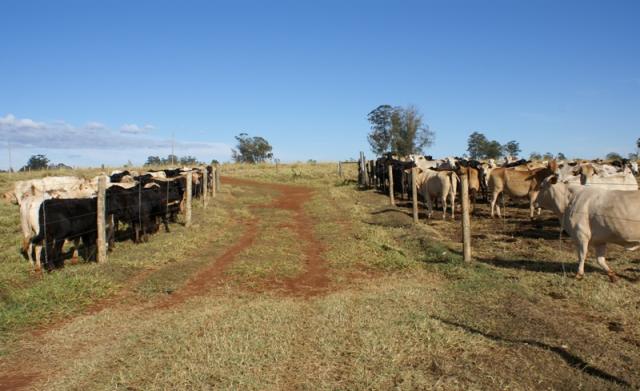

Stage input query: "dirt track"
[
  {"left": 155, "top": 176, "right": 329, "bottom": 309},
  {"left": 0, "top": 176, "right": 330, "bottom": 391}
]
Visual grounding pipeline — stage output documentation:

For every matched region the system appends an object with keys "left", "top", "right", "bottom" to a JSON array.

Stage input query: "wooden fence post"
[
  {"left": 202, "top": 168, "right": 208, "bottom": 207},
  {"left": 461, "top": 171, "right": 472, "bottom": 262},
  {"left": 338, "top": 161, "right": 342, "bottom": 178},
  {"left": 215, "top": 165, "right": 221, "bottom": 192},
  {"left": 388, "top": 165, "right": 395, "bottom": 206},
  {"left": 97, "top": 175, "right": 107, "bottom": 263},
  {"left": 212, "top": 167, "right": 217, "bottom": 198},
  {"left": 185, "top": 171, "right": 192, "bottom": 227},
  {"left": 412, "top": 167, "right": 419, "bottom": 223}
]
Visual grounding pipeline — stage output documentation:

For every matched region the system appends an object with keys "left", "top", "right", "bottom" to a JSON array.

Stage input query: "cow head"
[{"left": 538, "top": 175, "right": 572, "bottom": 217}]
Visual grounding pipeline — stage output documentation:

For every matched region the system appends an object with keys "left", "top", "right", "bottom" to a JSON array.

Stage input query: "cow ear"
[{"left": 549, "top": 175, "right": 558, "bottom": 184}]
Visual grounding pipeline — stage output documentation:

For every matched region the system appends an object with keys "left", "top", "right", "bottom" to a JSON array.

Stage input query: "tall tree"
[
  {"left": 390, "top": 105, "right": 434, "bottom": 156},
  {"left": 21, "top": 154, "right": 49, "bottom": 171},
  {"left": 144, "top": 156, "right": 162, "bottom": 166},
  {"left": 366, "top": 105, "right": 394, "bottom": 155},
  {"left": 606, "top": 152, "right": 623, "bottom": 160},
  {"left": 542, "top": 152, "right": 555, "bottom": 160},
  {"left": 232, "top": 133, "right": 273, "bottom": 163},
  {"left": 556, "top": 152, "right": 567, "bottom": 160},
  {"left": 367, "top": 105, "right": 434, "bottom": 156},
  {"left": 484, "top": 140, "right": 503, "bottom": 160},
  {"left": 466, "top": 132, "right": 489, "bottom": 159},
  {"left": 529, "top": 152, "right": 542, "bottom": 160},
  {"left": 502, "top": 140, "right": 521, "bottom": 158}
]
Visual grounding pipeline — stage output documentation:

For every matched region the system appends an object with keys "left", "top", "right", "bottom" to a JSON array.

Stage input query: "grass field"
[{"left": 0, "top": 163, "right": 639, "bottom": 390}]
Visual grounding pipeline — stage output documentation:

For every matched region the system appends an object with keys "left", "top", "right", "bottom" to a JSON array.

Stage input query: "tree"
[
  {"left": 21, "top": 154, "right": 50, "bottom": 171},
  {"left": 166, "top": 154, "right": 179, "bottom": 165},
  {"left": 367, "top": 105, "right": 394, "bottom": 155},
  {"left": 145, "top": 156, "right": 162, "bottom": 166},
  {"left": 502, "top": 140, "right": 521, "bottom": 158},
  {"left": 390, "top": 105, "right": 434, "bottom": 156},
  {"left": 606, "top": 152, "right": 623, "bottom": 161},
  {"left": 367, "top": 105, "right": 434, "bottom": 156},
  {"left": 542, "top": 152, "right": 555, "bottom": 160},
  {"left": 556, "top": 152, "right": 567, "bottom": 160},
  {"left": 484, "top": 140, "right": 503, "bottom": 160},
  {"left": 529, "top": 152, "right": 542, "bottom": 160},
  {"left": 466, "top": 132, "right": 489, "bottom": 159},
  {"left": 232, "top": 133, "right": 273, "bottom": 163},
  {"left": 466, "top": 132, "right": 502, "bottom": 160},
  {"left": 179, "top": 155, "right": 199, "bottom": 165}
]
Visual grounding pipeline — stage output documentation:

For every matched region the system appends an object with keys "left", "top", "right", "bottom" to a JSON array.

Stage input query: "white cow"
[
  {"left": 537, "top": 176, "right": 640, "bottom": 281},
  {"left": 575, "top": 164, "right": 638, "bottom": 191},
  {"left": 415, "top": 168, "right": 459, "bottom": 220}
]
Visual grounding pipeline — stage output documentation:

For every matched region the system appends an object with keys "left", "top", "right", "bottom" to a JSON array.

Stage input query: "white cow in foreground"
[
  {"left": 537, "top": 176, "right": 640, "bottom": 281},
  {"left": 415, "top": 168, "right": 459, "bottom": 220}
]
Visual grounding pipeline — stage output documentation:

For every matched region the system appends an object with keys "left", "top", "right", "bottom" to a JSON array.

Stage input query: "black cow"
[
  {"left": 162, "top": 168, "right": 183, "bottom": 178},
  {"left": 31, "top": 198, "right": 99, "bottom": 271},
  {"left": 110, "top": 170, "right": 131, "bottom": 183},
  {"left": 107, "top": 185, "right": 170, "bottom": 244}
]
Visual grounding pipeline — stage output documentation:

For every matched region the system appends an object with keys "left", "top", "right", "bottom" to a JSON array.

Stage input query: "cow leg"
[
  {"left": 595, "top": 244, "right": 617, "bottom": 282},
  {"left": 424, "top": 190, "right": 433, "bottom": 219},
  {"left": 34, "top": 244, "right": 42, "bottom": 273},
  {"left": 490, "top": 191, "right": 501, "bottom": 218},
  {"left": 162, "top": 215, "right": 170, "bottom": 233},
  {"left": 575, "top": 238, "right": 589, "bottom": 280},
  {"left": 450, "top": 189, "right": 456, "bottom": 219},
  {"left": 71, "top": 238, "right": 80, "bottom": 264},
  {"left": 441, "top": 195, "right": 447, "bottom": 220}
]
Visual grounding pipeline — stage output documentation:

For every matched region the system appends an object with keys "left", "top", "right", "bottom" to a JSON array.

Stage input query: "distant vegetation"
[
  {"left": 19, "top": 154, "right": 72, "bottom": 172},
  {"left": 232, "top": 133, "right": 273, "bottom": 164},
  {"left": 367, "top": 105, "right": 435, "bottom": 156},
  {"left": 144, "top": 154, "right": 203, "bottom": 166}
]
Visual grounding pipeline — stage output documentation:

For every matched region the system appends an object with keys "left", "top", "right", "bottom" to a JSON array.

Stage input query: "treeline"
[
  {"left": 366, "top": 104, "right": 639, "bottom": 161},
  {"left": 144, "top": 154, "right": 206, "bottom": 166}
]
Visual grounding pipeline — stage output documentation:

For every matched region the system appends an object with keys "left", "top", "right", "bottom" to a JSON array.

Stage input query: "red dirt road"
[{"left": 156, "top": 176, "right": 330, "bottom": 309}]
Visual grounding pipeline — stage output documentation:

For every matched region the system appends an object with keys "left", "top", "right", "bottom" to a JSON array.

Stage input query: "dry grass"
[{"left": 1, "top": 164, "right": 639, "bottom": 390}]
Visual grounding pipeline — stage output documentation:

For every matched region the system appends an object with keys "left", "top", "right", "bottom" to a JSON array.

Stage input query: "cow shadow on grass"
[
  {"left": 431, "top": 316, "right": 631, "bottom": 387},
  {"left": 477, "top": 257, "right": 639, "bottom": 283}
]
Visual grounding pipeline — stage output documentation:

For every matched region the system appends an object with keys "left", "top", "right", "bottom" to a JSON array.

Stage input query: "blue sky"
[{"left": 1, "top": 0, "right": 639, "bottom": 169}]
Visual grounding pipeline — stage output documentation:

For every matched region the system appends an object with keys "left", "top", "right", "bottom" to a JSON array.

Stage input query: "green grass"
[{"left": 1, "top": 164, "right": 639, "bottom": 390}]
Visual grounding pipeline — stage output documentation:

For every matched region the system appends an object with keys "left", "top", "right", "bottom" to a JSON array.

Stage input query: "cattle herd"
[
  {"left": 5, "top": 166, "right": 215, "bottom": 272},
  {"left": 367, "top": 153, "right": 640, "bottom": 281}
]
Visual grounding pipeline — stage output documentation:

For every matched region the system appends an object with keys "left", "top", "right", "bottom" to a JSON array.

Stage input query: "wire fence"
[{"left": 16, "top": 166, "right": 219, "bottom": 272}]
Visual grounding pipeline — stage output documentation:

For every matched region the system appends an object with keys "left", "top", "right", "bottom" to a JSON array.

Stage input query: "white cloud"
[
  {"left": 0, "top": 114, "right": 232, "bottom": 161},
  {"left": 86, "top": 121, "right": 106, "bottom": 130},
  {"left": 144, "top": 124, "right": 155, "bottom": 131},
  {"left": 120, "top": 123, "right": 143, "bottom": 134},
  {"left": 0, "top": 113, "right": 45, "bottom": 130}
]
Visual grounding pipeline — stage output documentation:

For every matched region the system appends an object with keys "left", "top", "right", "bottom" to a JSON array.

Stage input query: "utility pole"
[{"left": 7, "top": 141, "right": 13, "bottom": 172}]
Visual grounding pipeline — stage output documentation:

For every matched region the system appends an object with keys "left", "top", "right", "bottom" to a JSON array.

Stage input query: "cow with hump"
[{"left": 537, "top": 175, "right": 640, "bottom": 282}]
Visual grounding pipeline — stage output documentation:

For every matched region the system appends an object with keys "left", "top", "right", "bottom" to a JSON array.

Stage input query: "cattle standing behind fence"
[{"left": 15, "top": 166, "right": 208, "bottom": 273}]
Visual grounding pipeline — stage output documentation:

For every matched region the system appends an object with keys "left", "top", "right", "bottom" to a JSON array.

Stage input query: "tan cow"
[
  {"left": 489, "top": 162, "right": 556, "bottom": 218},
  {"left": 458, "top": 166, "right": 480, "bottom": 212},
  {"left": 416, "top": 168, "right": 459, "bottom": 220},
  {"left": 537, "top": 176, "right": 640, "bottom": 281}
]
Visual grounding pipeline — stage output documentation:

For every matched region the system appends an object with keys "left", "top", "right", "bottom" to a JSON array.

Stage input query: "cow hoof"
[
  {"left": 575, "top": 273, "right": 584, "bottom": 280},
  {"left": 608, "top": 272, "right": 618, "bottom": 283},
  {"left": 70, "top": 257, "right": 78, "bottom": 265}
]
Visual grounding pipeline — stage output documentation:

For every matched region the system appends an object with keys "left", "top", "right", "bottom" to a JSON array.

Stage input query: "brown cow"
[{"left": 489, "top": 161, "right": 556, "bottom": 218}]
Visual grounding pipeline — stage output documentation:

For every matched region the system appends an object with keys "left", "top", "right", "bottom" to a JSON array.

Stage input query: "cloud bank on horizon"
[{"left": 0, "top": 113, "right": 232, "bottom": 169}]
